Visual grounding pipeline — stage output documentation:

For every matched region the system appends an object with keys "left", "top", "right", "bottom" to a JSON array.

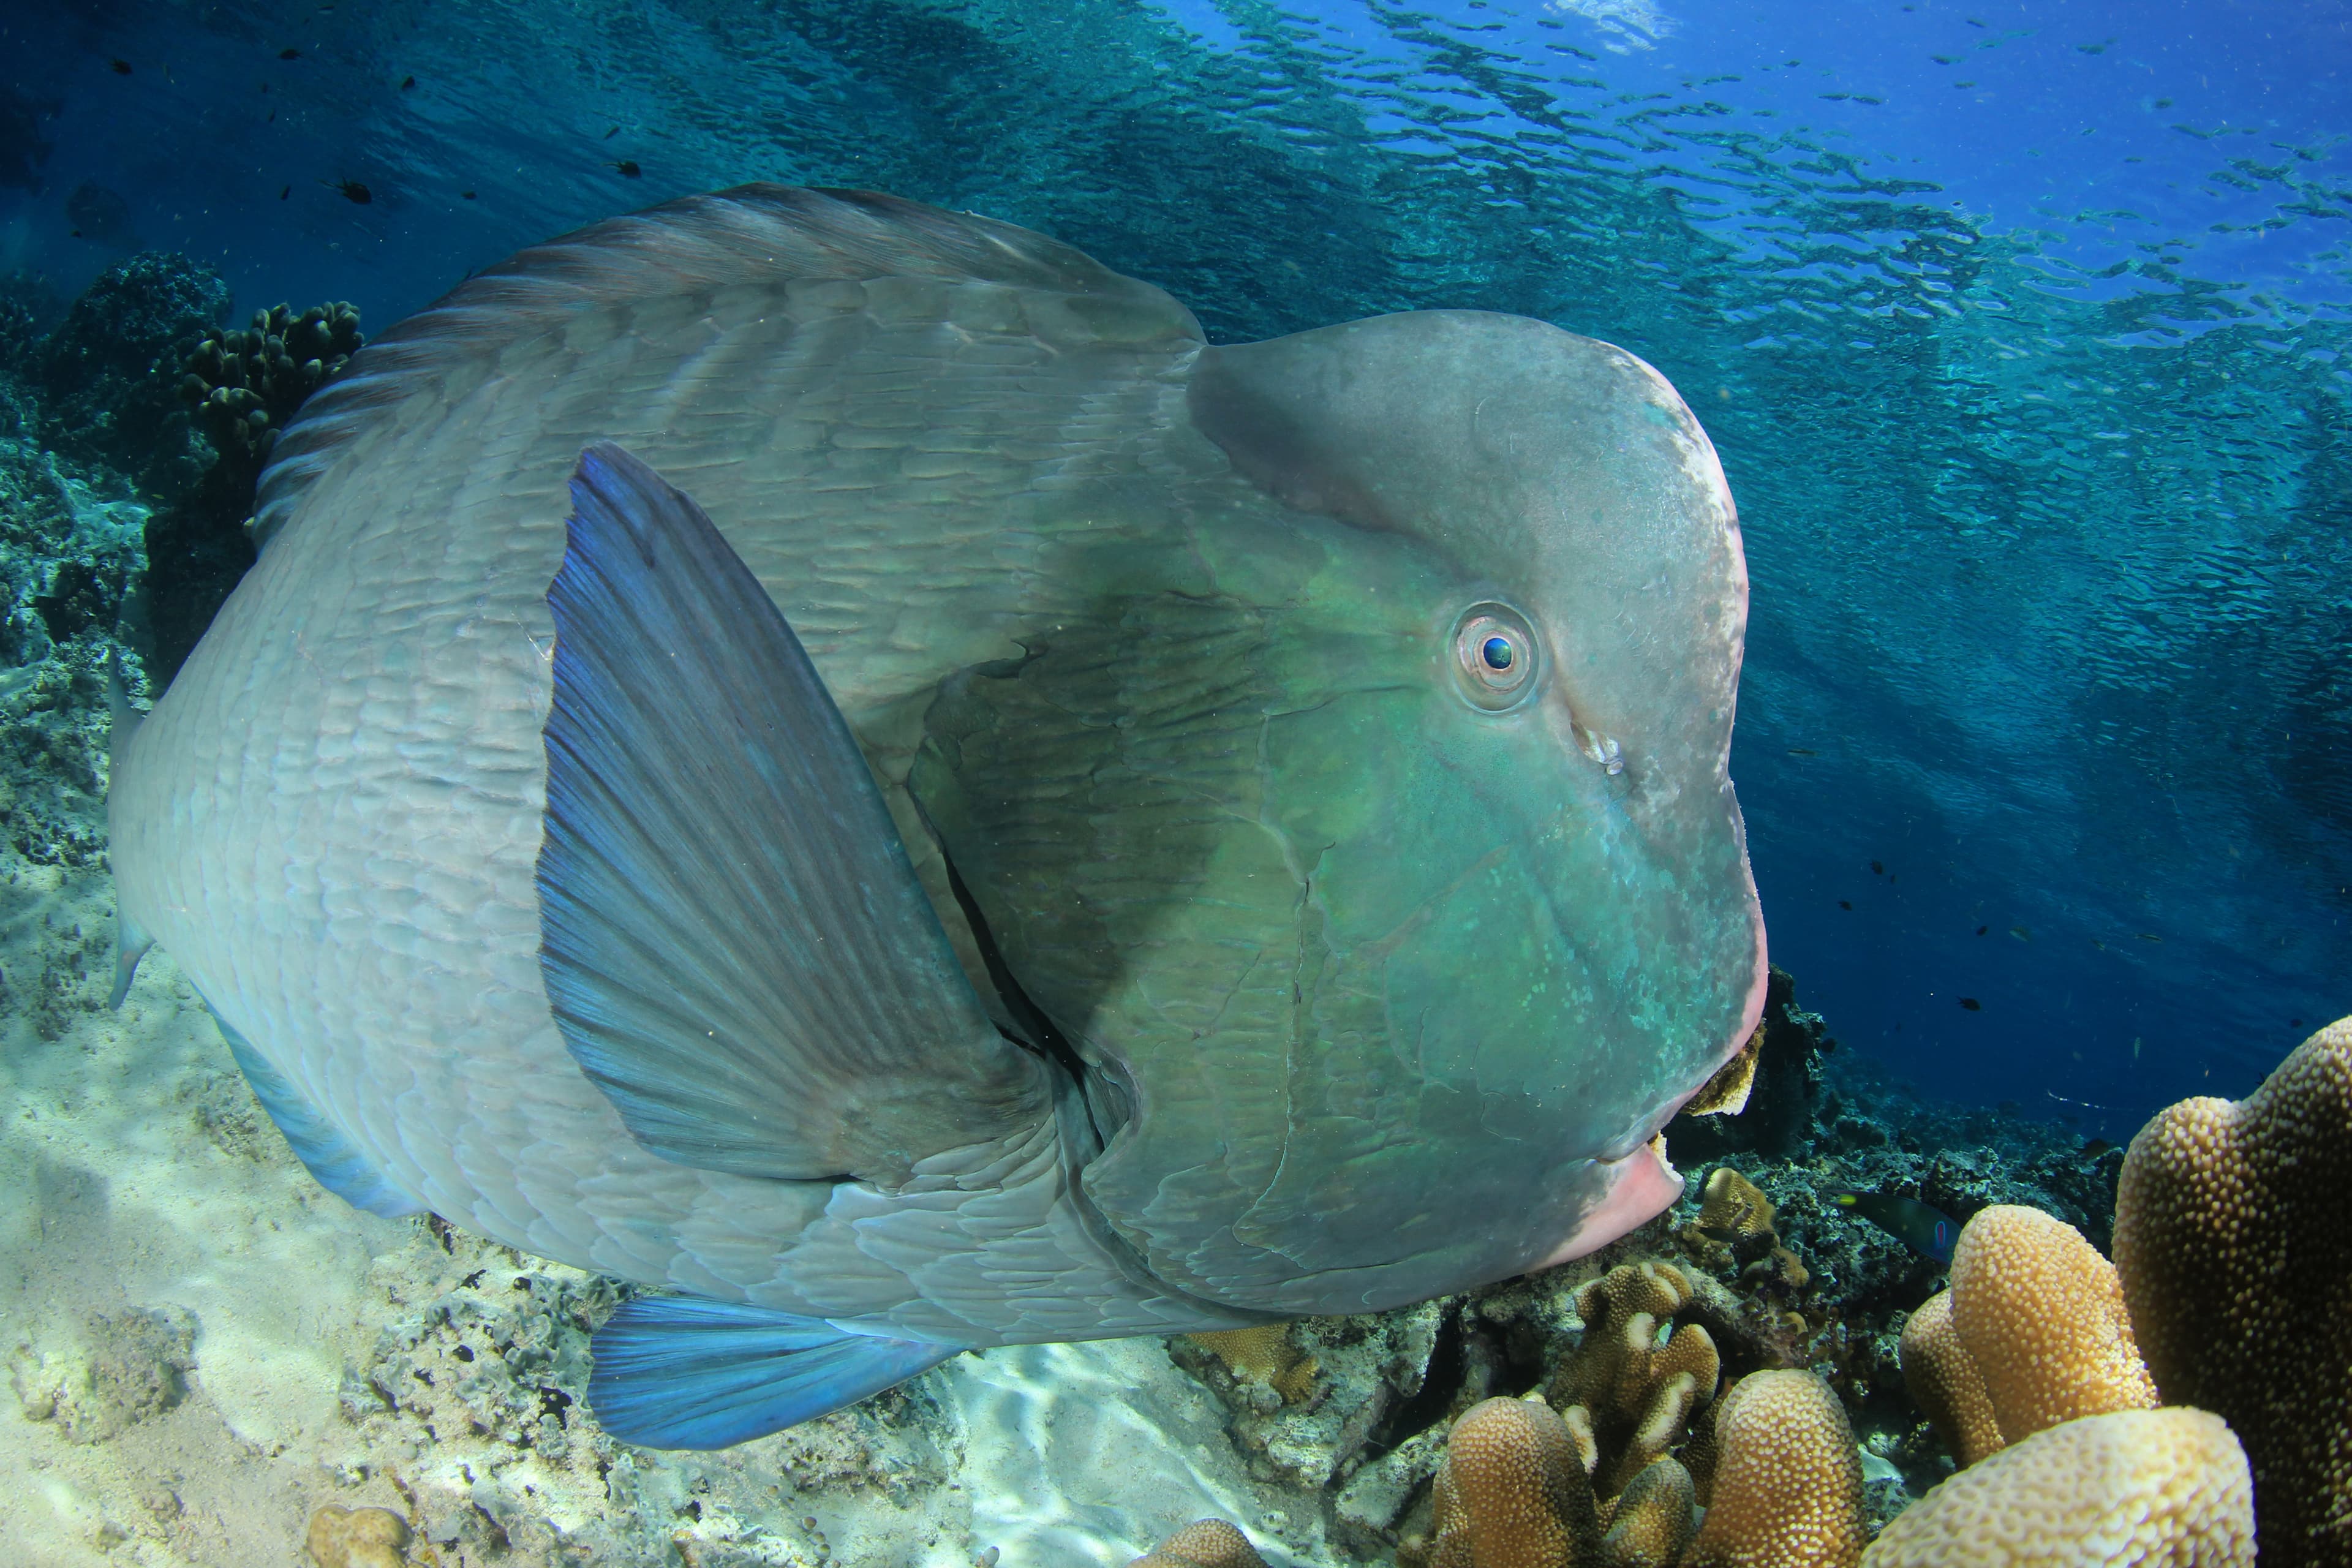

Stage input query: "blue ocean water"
[{"left": 0, "top": 0, "right": 2345, "bottom": 1127}]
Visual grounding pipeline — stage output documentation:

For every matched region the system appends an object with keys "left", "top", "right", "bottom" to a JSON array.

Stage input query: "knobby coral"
[
  {"left": 1682, "top": 1370, "right": 1865, "bottom": 1568},
  {"left": 1597, "top": 1457, "right": 1695, "bottom": 1568},
  {"left": 1186, "top": 1323, "right": 1321, "bottom": 1405},
  {"left": 1129, "top": 1518, "right": 1272, "bottom": 1568},
  {"left": 1859, "top": 1407, "right": 2253, "bottom": 1568},
  {"left": 2113, "top": 1015, "right": 2352, "bottom": 1567},
  {"left": 1945, "top": 1205, "right": 2155, "bottom": 1447},
  {"left": 1897, "top": 1290, "right": 2000, "bottom": 1468},
  {"left": 1428, "top": 1395, "right": 1600, "bottom": 1568}
]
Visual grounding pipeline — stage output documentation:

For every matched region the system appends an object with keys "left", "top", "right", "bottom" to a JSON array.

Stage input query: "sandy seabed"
[{"left": 0, "top": 861, "right": 1340, "bottom": 1568}]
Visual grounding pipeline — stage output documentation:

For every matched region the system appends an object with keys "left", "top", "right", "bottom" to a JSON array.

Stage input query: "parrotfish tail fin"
[
  {"left": 536, "top": 442, "right": 1055, "bottom": 1184},
  {"left": 208, "top": 1010, "right": 423, "bottom": 1218},
  {"left": 588, "top": 1295, "right": 959, "bottom": 1450},
  {"left": 105, "top": 647, "right": 153, "bottom": 1009}
]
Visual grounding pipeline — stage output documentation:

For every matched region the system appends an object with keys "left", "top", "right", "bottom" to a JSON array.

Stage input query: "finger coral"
[
  {"left": 178, "top": 301, "right": 362, "bottom": 478},
  {"left": 1898, "top": 1291, "right": 2002, "bottom": 1468},
  {"left": 1682, "top": 1370, "right": 1864, "bottom": 1568},
  {"left": 1429, "top": 1395, "right": 1600, "bottom": 1568},
  {"left": 1858, "top": 1407, "right": 2253, "bottom": 1568},
  {"left": 1946, "top": 1205, "right": 2156, "bottom": 1446},
  {"left": 2113, "top": 1016, "right": 2352, "bottom": 1567},
  {"left": 1544, "top": 1261, "right": 1722, "bottom": 1498},
  {"left": 1129, "top": 1518, "right": 1270, "bottom": 1567}
]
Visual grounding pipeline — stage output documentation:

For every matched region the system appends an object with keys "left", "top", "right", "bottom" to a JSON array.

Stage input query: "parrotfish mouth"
[
  {"left": 1529, "top": 935, "right": 1771, "bottom": 1272},
  {"left": 1531, "top": 1136, "right": 1684, "bottom": 1270}
]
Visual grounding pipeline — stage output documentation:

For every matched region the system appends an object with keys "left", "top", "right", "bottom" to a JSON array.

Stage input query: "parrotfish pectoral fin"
[
  {"left": 538, "top": 442, "right": 1054, "bottom": 1185},
  {"left": 209, "top": 1011, "right": 423, "bottom": 1218},
  {"left": 105, "top": 649, "right": 153, "bottom": 1011},
  {"left": 107, "top": 911, "right": 152, "bottom": 1010},
  {"left": 588, "top": 1295, "right": 959, "bottom": 1450}
]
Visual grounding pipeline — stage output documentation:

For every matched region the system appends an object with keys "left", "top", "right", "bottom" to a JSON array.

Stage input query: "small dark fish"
[
  {"left": 1958, "top": 997, "right": 1981, "bottom": 1011},
  {"left": 605, "top": 124, "right": 620, "bottom": 139},
  {"left": 611, "top": 160, "right": 641, "bottom": 178},
  {"left": 1870, "top": 860, "right": 1883, "bottom": 874},
  {"left": 325, "top": 177, "right": 372, "bottom": 203},
  {"left": 267, "top": 108, "right": 276, "bottom": 122},
  {"left": 2136, "top": 932, "right": 2163, "bottom": 943},
  {"left": 111, "top": 59, "right": 133, "bottom": 75},
  {"left": 401, "top": 75, "right": 417, "bottom": 90},
  {"left": 280, "top": 47, "right": 301, "bottom": 60},
  {"left": 1838, "top": 900, "right": 1852, "bottom": 910},
  {"left": 2081, "top": 1139, "right": 2112, "bottom": 1157},
  {"left": 1834, "top": 1191, "right": 1956, "bottom": 1264},
  {"left": 1785, "top": 747, "right": 1818, "bottom": 756},
  {"left": 1975, "top": 924, "right": 1988, "bottom": 935},
  {"left": 461, "top": 190, "right": 477, "bottom": 200},
  {"left": 279, "top": 184, "right": 292, "bottom": 200},
  {"left": 1933, "top": 53, "right": 1958, "bottom": 63}
]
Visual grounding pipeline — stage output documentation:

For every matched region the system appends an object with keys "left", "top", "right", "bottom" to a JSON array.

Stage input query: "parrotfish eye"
[{"left": 1449, "top": 602, "right": 1544, "bottom": 712}]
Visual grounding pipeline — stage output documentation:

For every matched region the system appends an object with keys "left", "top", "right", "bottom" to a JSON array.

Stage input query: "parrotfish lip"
[{"left": 1531, "top": 1136, "right": 1683, "bottom": 1270}]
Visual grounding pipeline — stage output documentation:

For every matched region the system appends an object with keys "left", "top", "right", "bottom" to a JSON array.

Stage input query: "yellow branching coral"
[
  {"left": 1682, "top": 1022, "right": 1762, "bottom": 1117},
  {"left": 1544, "top": 1261, "right": 1721, "bottom": 1499},
  {"left": 1597, "top": 1457, "right": 1695, "bottom": 1568},
  {"left": 1185, "top": 1323, "right": 1319, "bottom": 1404},
  {"left": 1899, "top": 1290, "right": 2002, "bottom": 1468},
  {"left": 1682, "top": 1371, "right": 1864, "bottom": 1568},
  {"left": 1129, "top": 1518, "right": 1272, "bottom": 1568},
  {"left": 2114, "top": 1016, "right": 2352, "bottom": 1568},
  {"left": 1946, "top": 1205, "right": 2157, "bottom": 1446},
  {"left": 1859, "top": 1407, "right": 2254, "bottom": 1568},
  {"left": 1429, "top": 1395, "right": 1600, "bottom": 1568},
  {"left": 1696, "top": 1167, "right": 1777, "bottom": 1242}
]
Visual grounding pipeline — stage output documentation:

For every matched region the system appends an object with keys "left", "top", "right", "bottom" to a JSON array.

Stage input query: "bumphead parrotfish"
[{"left": 108, "top": 186, "right": 1767, "bottom": 1448}]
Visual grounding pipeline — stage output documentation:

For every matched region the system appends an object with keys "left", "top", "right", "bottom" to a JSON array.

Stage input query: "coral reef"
[
  {"left": 1172, "top": 1303, "right": 1446, "bottom": 1491},
  {"left": 1132, "top": 1518, "right": 1274, "bottom": 1567},
  {"left": 305, "top": 1504, "right": 413, "bottom": 1568},
  {"left": 1425, "top": 1395, "right": 1599, "bottom": 1568},
  {"left": 1860, "top": 1408, "right": 2254, "bottom": 1568},
  {"left": 1945, "top": 1205, "right": 2156, "bottom": 1446},
  {"left": 37, "top": 251, "right": 228, "bottom": 492},
  {"left": 1683, "top": 1370, "right": 1865, "bottom": 1568},
  {"left": 1662, "top": 966, "right": 1824, "bottom": 1164},
  {"left": 1597, "top": 1457, "right": 1695, "bottom": 1568},
  {"left": 2113, "top": 1015, "right": 2352, "bottom": 1567}
]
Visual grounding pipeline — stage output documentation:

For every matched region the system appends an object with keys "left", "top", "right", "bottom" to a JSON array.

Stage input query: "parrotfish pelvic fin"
[
  {"left": 105, "top": 647, "right": 152, "bottom": 1010},
  {"left": 206, "top": 1008, "right": 423, "bottom": 1217},
  {"left": 588, "top": 1295, "right": 960, "bottom": 1450},
  {"left": 108, "top": 911, "right": 153, "bottom": 1011}
]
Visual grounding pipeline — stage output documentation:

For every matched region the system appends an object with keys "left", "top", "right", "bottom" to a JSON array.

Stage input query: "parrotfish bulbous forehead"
[{"left": 107, "top": 185, "right": 1764, "bottom": 1449}]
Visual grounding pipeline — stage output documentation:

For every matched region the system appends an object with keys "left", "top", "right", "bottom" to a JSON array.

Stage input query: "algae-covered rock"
[
  {"left": 12, "top": 1304, "right": 198, "bottom": 1443},
  {"left": 39, "top": 251, "right": 228, "bottom": 490}
]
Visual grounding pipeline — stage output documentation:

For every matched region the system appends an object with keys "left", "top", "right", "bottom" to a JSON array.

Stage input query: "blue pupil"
[{"left": 1480, "top": 635, "right": 1515, "bottom": 672}]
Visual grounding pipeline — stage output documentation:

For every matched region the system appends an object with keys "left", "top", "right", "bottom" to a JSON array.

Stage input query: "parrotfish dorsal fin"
[
  {"left": 537, "top": 443, "right": 1055, "bottom": 1184},
  {"left": 252, "top": 185, "right": 1200, "bottom": 550}
]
